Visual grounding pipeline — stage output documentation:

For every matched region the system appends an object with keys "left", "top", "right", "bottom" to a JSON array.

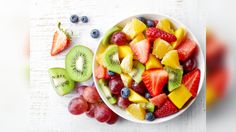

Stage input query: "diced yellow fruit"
[
  {"left": 145, "top": 54, "right": 163, "bottom": 70},
  {"left": 168, "top": 84, "right": 192, "bottom": 109},
  {"left": 121, "top": 55, "right": 133, "bottom": 73},
  {"left": 96, "top": 53, "right": 104, "bottom": 66},
  {"left": 122, "top": 18, "right": 147, "bottom": 39},
  {"left": 206, "top": 84, "right": 217, "bottom": 109},
  {"left": 128, "top": 88, "right": 148, "bottom": 103},
  {"left": 161, "top": 50, "right": 182, "bottom": 69},
  {"left": 126, "top": 103, "right": 146, "bottom": 120},
  {"left": 120, "top": 73, "right": 132, "bottom": 87},
  {"left": 130, "top": 33, "right": 145, "bottom": 45},
  {"left": 172, "top": 27, "right": 187, "bottom": 48},
  {"left": 118, "top": 45, "right": 133, "bottom": 59},
  {"left": 157, "top": 18, "right": 175, "bottom": 34},
  {"left": 152, "top": 38, "right": 173, "bottom": 59}
]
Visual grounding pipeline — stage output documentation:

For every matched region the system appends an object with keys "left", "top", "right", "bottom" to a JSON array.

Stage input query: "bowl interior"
[{"left": 93, "top": 14, "right": 205, "bottom": 124}]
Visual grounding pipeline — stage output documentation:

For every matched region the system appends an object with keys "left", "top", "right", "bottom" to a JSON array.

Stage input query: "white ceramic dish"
[{"left": 93, "top": 14, "right": 205, "bottom": 124}]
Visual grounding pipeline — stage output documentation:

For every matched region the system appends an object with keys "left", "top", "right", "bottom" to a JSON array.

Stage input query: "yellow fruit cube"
[
  {"left": 120, "top": 73, "right": 132, "bottom": 87},
  {"left": 130, "top": 33, "right": 145, "bottom": 45},
  {"left": 128, "top": 88, "right": 148, "bottom": 103},
  {"left": 168, "top": 84, "right": 192, "bottom": 109},
  {"left": 172, "top": 27, "right": 187, "bottom": 48},
  {"left": 152, "top": 38, "right": 173, "bottom": 59},
  {"left": 121, "top": 55, "right": 133, "bottom": 73},
  {"left": 122, "top": 18, "right": 146, "bottom": 39},
  {"left": 118, "top": 45, "right": 133, "bottom": 59},
  {"left": 145, "top": 54, "right": 162, "bottom": 70},
  {"left": 161, "top": 50, "right": 182, "bottom": 69},
  {"left": 157, "top": 18, "right": 175, "bottom": 34},
  {"left": 126, "top": 103, "right": 146, "bottom": 120},
  {"left": 96, "top": 53, "right": 104, "bottom": 66}
]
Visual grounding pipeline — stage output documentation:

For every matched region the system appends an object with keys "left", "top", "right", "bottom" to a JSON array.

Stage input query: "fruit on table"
[
  {"left": 128, "top": 61, "right": 145, "bottom": 83},
  {"left": 83, "top": 86, "right": 100, "bottom": 103},
  {"left": 121, "top": 87, "right": 131, "bottom": 98},
  {"left": 120, "top": 73, "right": 132, "bottom": 88},
  {"left": 176, "top": 38, "right": 197, "bottom": 61},
  {"left": 128, "top": 88, "right": 148, "bottom": 103},
  {"left": 70, "top": 15, "right": 79, "bottom": 23},
  {"left": 111, "top": 31, "right": 128, "bottom": 45},
  {"left": 120, "top": 54, "right": 133, "bottom": 73},
  {"left": 156, "top": 18, "right": 175, "bottom": 34},
  {"left": 182, "top": 58, "right": 196, "bottom": 72},
  {"left": 76, "top": 85, "right": 87, "bottom": 96},
  {"left": 130, "top": 33, "right": 145, "bottom": 45},
  {"left": 164, "top": 66, "right": 183, "bottom": 92},
  {"left": 94, "top": 103, "right": 112, "bottom": 122},
  {"left": 154, "top": 99, "right": 178, "bottom": 118},
  {"left": 103, "top": 45, "right": 121, "bottom": 74},
  {"left": 108, "top": 76, "right": 124, "bottom": 95},
  {"left": 161, "top": 50, "right": 182, "bottom": 70},
  {"left": 117, "top": 96, "right": 131, "bottom": 109},
  {"left": 122, "top": 18, "right": 147, "bottom": 39},
  {"left": 95, "top": 65, "right": 109, "bottom": 79},
  {"left": 131, "top": 81, "right": 146, "bottom": 95},
  {"left": 150, "top": 93, "right": 168, "bottom": 108},
  {"left": 65, "top": 45, "right": 93, "bottom": 82},
  {"left": 152, "top": 38, "right": 173, "bottom": 59},
  {"left": 68, "top": 97, "right": 88, "bottom": 115},
  {"left": 182, "top": 68, "right": 200, "bottom": 97},
  {"left": 98, "top": 79, "right": 117, "bottom": 104},
  {"left": 145, "top": 54, "right": 162, "bottom": 70},
  {"left": 146, "top": 27, "right": 177, "bottom": 43},
  {"left": 90, "top": 29, "right": 100, "bottom": 38},
  {"left": 145, "top": 112, "right": 155, "bottom": 121},
  {"left": 86, "top": 103, "right": 97, "bottom": 118},
  {"left": 51, "top": 22, "right": 71, "bottom": 56},
  {"left": 118, "top": 45, "right": 133, "bottom": 59},
  {"left": 102, "top": 26, "right": 121, "bottom": 45},
  {"left": 107, "top": 111, "right": 119, "bottom": 124},
  {"left": 131, "top": 39, "right": 150, "bottom": 64},
  {"left": 168, "top": 84, "right": 192, "bottom": 109},
  {"left": 172, "top": 27, "right": 186, "bottom": 48},
  {"left": 142, "top": 69, "right": 168, "bottom": 97},
  {"left": 126, "top": 103, "right": 146, "bottom": 120},
  {"left": 48, "top": 68, "right": 75, "bottom": 96},
  {"left": 81, "top": 16, "right": 89, "bottom": 23}
]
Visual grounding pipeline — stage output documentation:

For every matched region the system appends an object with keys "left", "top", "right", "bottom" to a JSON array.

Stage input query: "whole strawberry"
[{"left": 146, "top": 27, "right": 177, "bottom": 43}]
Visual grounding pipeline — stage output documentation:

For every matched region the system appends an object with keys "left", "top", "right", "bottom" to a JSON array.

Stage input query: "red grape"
[
  {"left": 183, "top": 58, "right": 196, "bottom": 72},
  {"left": 86, "top": 103, "right": 97, "bottom": 118},
  {"left": 83, "top": 86, "right": 100, "bottom": 103},
  {"left": 109, "top": 76, "right": 124, "bottom": 95},
  {"left": 94, "top": 103, "right": 112, "bottom": 122},
  {"left": 68, "top": 97, "right": 88, "bottom": 115},
  {"left": 76, "top": 85, "right": 87, "bottom": 96},
  {"left": 117, "top": 96, "right": 131, "bottom": 109},
  {"left": 110, "top": 32, "right": 128, "bottom": 45},
  {"left": 107, "top": 111, "right": 119, "bottom": 124},
  {"left": 131, "top": 81, "right": 146, "bottom": 95}
]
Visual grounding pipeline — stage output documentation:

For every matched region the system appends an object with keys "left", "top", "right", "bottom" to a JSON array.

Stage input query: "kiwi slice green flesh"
[
  {"left": 98, "top": 79, "right": 117, "bottom": 104},
  {"left": 65, "top": 45, "right": 93, "bottom": 82},
  {"left": 103, "top": 45, "right": 121, "bottom": 74},
  {"left": 48, "top": 68, "right": 75, "bottom": 96},
  {"left": 128, "top": 61, "right": 145, "bottom": 83},
  {"left": 164, "top": 66, "right": 183, "bottom": 92},
  {"left": 102, "top": 26, "right": 121, "bottom": 45}
]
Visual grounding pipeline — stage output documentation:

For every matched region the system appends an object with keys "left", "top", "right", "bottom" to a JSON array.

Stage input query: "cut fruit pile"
[{"left": 96, "top": 17, "right": 201, "bottom": 121}]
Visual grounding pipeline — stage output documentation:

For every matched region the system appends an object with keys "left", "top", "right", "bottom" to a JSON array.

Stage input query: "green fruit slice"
[
  {"left": 48, "top": 68, "right": 75, "bottom": 96},
  {"left": 98, "top": 79, "right": 117, "bottom": 104},
  {"left": 65, "top": 45, "right": 93, "bottom": 82},
  {"left": 164, "top": 66, "right": 183, "bottom": 91},
  {"left": 102, "top": 26, "right": 121, "bottom": 45},
  {"left": 128, "top": 61, "right": 145, "bottom": 83}
]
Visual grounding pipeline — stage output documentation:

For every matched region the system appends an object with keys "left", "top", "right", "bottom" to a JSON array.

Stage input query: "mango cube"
[
  {"left": 122, "top": 18, "right": 146, "bottom": 39},
  {"left": 120, "top": 73, "right": 132, "bottom": 87},
  {"left": 145, "top": 54, "right": 162, "bottom": 70},
  {"left": 128, "top": 88, "right": 148, "bottom": 103},
  {"left": 152, "top": 38, "right": 173, "bottom": 59},
  {"left": 120, "top": 55, "right": 133, "bottom": 73},
  {"left": 130, "top": 33, "right": 145, "bottom": 45},
  {"left": 118, "top": 45, "right": 133, "bottom": 59},
  {"left": 157, "top": 18, "right": 175, "bottom": 34},
  {"left": 161, "top": 50, "right": 182, "bottom": 70},
  {"left": 172, "top": 27, "right": 187, "bottom": 48}
]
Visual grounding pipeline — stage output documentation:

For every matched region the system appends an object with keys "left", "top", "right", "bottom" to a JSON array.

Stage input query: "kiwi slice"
[
  {"left": 103, "top": 45, "right": 121, "bottom": 74},
  {"left": 102, "top": 26, "right": 121, "bottom": 45},
  {"left": 48, "top": 68, "right": 75, "bottom": 96},
  {"left": 128, "top": 61, "right": 145, "bottom": 83},
  {"left": 65, "top": 45, "right": 93, "bottom": 82},
  {"left": 98, "top": 79, "right": 117, "bottom": 104},
  {"left": 164, "top": 66, "right": 183, "bottom": 92}
]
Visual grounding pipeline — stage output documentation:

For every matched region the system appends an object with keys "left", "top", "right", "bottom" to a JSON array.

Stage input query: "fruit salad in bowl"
[{"left": 93, "top": 14, "right": 205, "bottom": 123}]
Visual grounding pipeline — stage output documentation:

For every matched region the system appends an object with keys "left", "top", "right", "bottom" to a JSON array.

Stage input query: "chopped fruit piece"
[
  {"left": 142, "top": 69, "right": 168, "bottom": 97},
  {"left": 145, "top": 102, "right": 155, "bottom": 112},
  {"left": 126, "top": 103, "right": 146, "bottom": 120},
  {"left": 131, "top": 39, "right": 150, "bottom": 64},
  {"left": 102, "top": 26, "right": 121, "bottom": 45},
  {"left": 145, "top": 54, "right": 162, "bottom": 70},
  {"left": 150, "top": 93, "right": 168, "bottom": 108},
  {"left": 128, "top": 61, "right": 145, "bottom": 83},
  {"left": 130, "top": 33, "right": 145, "bottom": 45},
  {"left": 128, "top": 88, "right": 148, "bottom": 103},
  {"left": 176, "top": 38, "right": 197, "bottom": 61},
  {"left": 95, "top": 65, "right": 108, "bottom": 79},
  {"left": 98, "top": 79, "right": 117, "bottom": 104},
  {"left": 146, "top": 27, "right": 177, "bottom": 43},
  {"left": 120, "top": 73, "right": 132, "bottom": 87},
  {"left": 96, "top": 53, "right": 105, "bottom": 66},
  {"left": 154, "top": 99, "right": 178, "bottom": 118},
  {"left": 122, "top": 18, "right": 147, "bottom": 39},
  {"left": 111, "top": 31, "right": 128, "bottom": 45},
  {"left": 172, "top": 27, "right": 187, "bottom": 48},
  {"left": 120, "top": 55, "right": 133, "bottom": 73},
  {"left": 157, "top": 18, "right": 175, "bottom": 34},
  {"left": 164, "top": 66, "right": 183, "bottom": 92},
  {"left": 161, "top": 50, "right": 182, "bottom": 69},
  {"left": 152, "top": 38, "right": 173, "bottom": 59},
  {"left": 182, "top": 68, "right": 200, "bottom": 97},
  {"left": 51, "top": 22, "right": 71, "bottom": 56},
  {"left": 118, "top": 45, "right": 133, "bottom": 59},
  {"left": 168, "top": 84, "right": 192, "bottom": 109}
]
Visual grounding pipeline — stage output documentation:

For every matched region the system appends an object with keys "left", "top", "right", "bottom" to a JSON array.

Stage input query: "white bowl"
[{"left": 93, "top": 14, "right": 205, "bottom": 124}]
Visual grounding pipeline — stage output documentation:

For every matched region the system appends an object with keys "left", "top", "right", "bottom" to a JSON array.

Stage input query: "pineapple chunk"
[
  {"left": 172, "top": 27, "right": 187, "bottom": 48},
  {"left": 130, "top": 33, "right": 145, "bottom": 45},
  {"left": 161, "top": 50, "right": 182, "bottom": 69},
  {"left": 126, "top": 103, "right": 146, "bottom": 120},
  {"left": 120, "top": 73, "right": 132, "bottom": 87},
  {"left": 118, "top": 45, "right": 133, "bottom": 59},
  {"left": 122, "top": 18, "right": 146, "bottom": 39},
  {"left": 152, "top": 38, "right": 173, "bottom": 59},
  {"left": 145, "top": 54, "right": 162, "bottom": 70},
  {"left": 128, "top": 89, "right": 148, "bottom": 103},
  {"left": 120, "top": 55, "right": 133, "bottom": 73},
  {"left": 157, "top": 18, "right": 175, "bottom": 34}
]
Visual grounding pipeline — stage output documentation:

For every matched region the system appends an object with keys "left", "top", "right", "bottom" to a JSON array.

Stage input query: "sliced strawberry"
[
  {"left": 154, "top": 99, "right": 178, "bottom": 118},
  {"left": 182, "top": 68, "right": 201, "bottom": 97},
  {"left": 51, "top": 22, "right": 71, "bottom": 56},
  {"left": 131, "top": 39, "right": 150, "bottom": 64},
  {"left": 142, "top": 69, "right": 168, "bottom": 97},
  {"left": 176, "top": 38, "right": 197, "bottom": 61},
  {"left": 95, "top": 65, "right": 109, "bottom": 79},
  {"left": 145, "top": 27, "right": 177, "bottom": 43},
  {"left": 150, "top": 93, "right": 168, "bottom": 108}
]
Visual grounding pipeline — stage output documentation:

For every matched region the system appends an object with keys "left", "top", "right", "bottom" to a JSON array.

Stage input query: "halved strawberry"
[
  {"left": 142, "top": 69, "right": 168, "bottom": 97},
  {"left": 51, "top": 22, "right": 71, "bottom": 56},
  {"left": 154, "top": 99, "right": 178, "bottom": 118},
  {"left": 176, "top": 38, "right": 197, "bottom": 61},
  {"left": 95, "top": 65, "right": 109, "bottom": 79},
  {"left": 182, "top": 68, "right": 201, "bottom": 97},
  {"left": 131, "top": 39, "right": 150, "bottom": 64},
  {"left": 150, "top": 93, "right": 168, "bottom": 108}
]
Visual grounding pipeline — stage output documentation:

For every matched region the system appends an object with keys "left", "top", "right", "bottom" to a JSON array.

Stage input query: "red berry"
[
  {"left": 117, "top": 96, "right": 131, "bottom": 109},
  {"left": 107, "top": 111, "right": 119, "bottom": 124},
  {"left": 86, "top": 103, "right": 97, "bottom": 118},
  {"left": 110, "top": 32, "right": 128, "bottom": 45},
  {"left": 131, "top": 39, "right": 150, "bottom": 64},
  {"left": 146, "top": 27, "right": 177, "bottom": 43},
  {"left": 83, "top": 86, "right": 101, "bottom": 103},
  {"left": 154, "top": 99, "right": 178, "bottom": 118},
  {"left": 75, "top": 85, "right": 87, "bottom": 96},
  {"left": 68, "top": 97, "right": 88, "bottom": 115},
  {"left": 150, "top": 93, "right": 168, "bottom": 108},
  {"left": 94, "top": 103, "right": 112, "bottom": 122}
]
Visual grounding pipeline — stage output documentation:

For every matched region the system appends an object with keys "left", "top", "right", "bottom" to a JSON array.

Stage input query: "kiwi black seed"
[{"left": 128, "top": 61, "right": 145, "bottom": 83}]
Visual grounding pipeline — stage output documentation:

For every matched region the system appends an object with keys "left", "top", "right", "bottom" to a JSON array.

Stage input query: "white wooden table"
[{"left": 30, "top": 0, "right": 206, "bottom": 131}]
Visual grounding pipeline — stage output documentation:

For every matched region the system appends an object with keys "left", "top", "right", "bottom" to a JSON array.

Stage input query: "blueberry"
[
  {"left": 137, "top": 16, "right": 147, "bottom": 24},
  {"left": 90, "top": 29, "right": 100, "bottom": 38},
  {"left": 81, "top": 16, "right": 89, "bottom": 23},
  {"left": 108, "top": 71, "right": 115, "bottom": 76},
  {"left": 121, "top": 87, "right": 130, "bottom": 98},
  {"left": 145, "top": 92, "right": 151, "bottom": 99},
  {"left": 145, "top": 112, "right": 155, "bottom": 121},
  {"left": 70, "top": 15, "right": 79, "bottom": 23},
  {"left": 146, "top": 19, "right": 155, "bottom": 27}
]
